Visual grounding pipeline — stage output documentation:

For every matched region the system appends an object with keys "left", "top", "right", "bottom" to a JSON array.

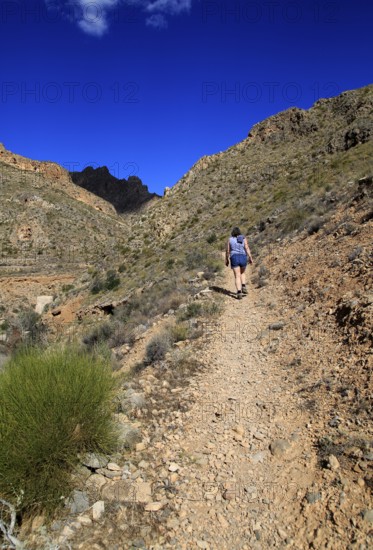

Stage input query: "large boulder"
[{"left": 35, "top": 296, "right": 53, "bottom": 314}]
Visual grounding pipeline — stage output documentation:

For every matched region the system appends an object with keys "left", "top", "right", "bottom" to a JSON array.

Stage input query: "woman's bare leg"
[
  {"left": 233, "top": 266, "right": 242, "bottom": 292},
  {"left": 240, "top": 267, "right": 246, "bottom": 286}
]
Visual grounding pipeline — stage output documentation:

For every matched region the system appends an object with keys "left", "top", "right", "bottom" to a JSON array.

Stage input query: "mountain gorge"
[{"left": 0, "top": 84, "right": 372, "bottom": 549}]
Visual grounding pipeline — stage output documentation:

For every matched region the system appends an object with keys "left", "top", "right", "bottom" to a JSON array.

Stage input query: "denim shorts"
[{"left": 230, "top": 254, "right": 247, "bottom": 268}]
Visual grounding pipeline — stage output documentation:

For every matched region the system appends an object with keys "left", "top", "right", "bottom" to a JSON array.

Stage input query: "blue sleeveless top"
[{"left": 229, "top": 235, "right": 246, "bottom": 257}]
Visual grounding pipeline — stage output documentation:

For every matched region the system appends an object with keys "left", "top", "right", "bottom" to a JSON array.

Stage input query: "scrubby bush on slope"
[{"left": 0, "top": 345, "right": 117, "bottom": 516}]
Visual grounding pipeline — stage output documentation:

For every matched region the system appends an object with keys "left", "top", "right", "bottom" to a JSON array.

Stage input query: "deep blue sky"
[{"left": 1, "top": 1, "right": 372, "bottom": 195}]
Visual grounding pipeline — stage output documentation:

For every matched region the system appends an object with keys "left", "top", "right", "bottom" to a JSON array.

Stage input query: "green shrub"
[
  {"left": 90, "top": 277, "right": 105, "bottom": 294},
  {"left": 307, "top": 216, "right": 324, "bottom": 235},
  {"left": 282, "top": 208, "right": 308, "bottom": 233},
  {"left": 207, "top": 233, "right": 217, "bottom": 244},
  {"left": 16, "top": 309, "right": 46, "bottom": 346},
  {"left": 171, "top": 322, "right": 189, "bottom": 342},
  {"left": 82, "top": 321, "right": 113, "bottom": 349},
  {"left": 62, "top": 284, "right": 74, "bottom": 293},
  {"left": 0, "top": 346, "right": 117, "bottom": 516},
  {"left": 108, "top": 319, "right": 144, "bottom": 348},
  {"left": 202, "top": 301, "right": 222, "bottom": 317},
  {"left": 0, "top": 320, "right": 9, "bottom": 331},
  {"left": 145, "top": 332, "right": 172, "bottom": 364},
  {"left": 203, "top": 259, "right": 223, "bottom": 279},
  {"left": 90, "top": 270, "right": 120, "bottom": 294},
  {"left": 117, "top": 245, "right": 130, "bottom": 255},
  {"left": 105, "top": 270, "right": 120, "bottom": 291},
  {"left": 178, "top": 302, "right": 202, "bottom": 321},
  {"left": 115, "top": 284, "right": 185, "bottom": 322},
  {"left": 185, "top": 249, "right": 208, "bottom": 270}
]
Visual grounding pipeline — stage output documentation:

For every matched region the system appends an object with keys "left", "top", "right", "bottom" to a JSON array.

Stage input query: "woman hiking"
[{"left": 225, "top": 227, "right": 254, "bottom": 300}]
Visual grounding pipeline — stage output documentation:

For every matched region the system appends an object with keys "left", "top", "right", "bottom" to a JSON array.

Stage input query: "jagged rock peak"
[{"left": 70, "top": 166, "right": 159, "bottom": 213}]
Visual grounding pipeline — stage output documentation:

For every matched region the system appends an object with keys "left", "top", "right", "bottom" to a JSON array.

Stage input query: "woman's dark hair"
[{"left": 231, "top": 227, "right": 241, "bottom": 237}]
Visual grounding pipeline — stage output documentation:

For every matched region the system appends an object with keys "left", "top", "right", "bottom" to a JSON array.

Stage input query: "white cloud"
[
  {"left": 146, "top": 13, "right": 168, "bottom": 29},
  {"left": 77, "top": 14, "right": 109, "bottom": 36},
  {"left": 76, "top": 1, "right": 114, "bottom": 36},
  {"left": 45, "top": 0, "right": 193, "bottom": 36},
  {"left": 145, "top": 0, "right": 192, "bottom": 15}
]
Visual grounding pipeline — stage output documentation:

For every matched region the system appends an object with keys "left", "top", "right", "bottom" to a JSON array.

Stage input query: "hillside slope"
[
  {"left": 0, "top": 144, "right": 133, "bottom": 315},
  {"left": 138, "top": 84, "right": 372, "bottom": 249},
  {"left": 0, "top": 144, "right": 130, "bottom": 259},
  {"left": 20, "top": 193, "right": 372, "bottom": 548},
  {"left": 0, "top": 84, "right": 372, "bottom": 549}
]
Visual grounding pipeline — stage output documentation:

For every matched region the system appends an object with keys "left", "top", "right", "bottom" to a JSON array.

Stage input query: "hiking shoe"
[
  {"left": 242, "top": 286, "right": 248, "bottom": 295},
  {"left": 237, "top": 291, "right": 243, "bottom": 300}
]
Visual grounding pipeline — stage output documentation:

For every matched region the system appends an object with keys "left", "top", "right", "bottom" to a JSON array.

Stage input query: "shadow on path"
[{"left": 209, "top": 285, "right": 237, "bottom": 299}]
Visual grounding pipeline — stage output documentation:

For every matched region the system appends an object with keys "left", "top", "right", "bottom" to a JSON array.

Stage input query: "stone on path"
[
  {"left": 144, "top": 501, "right": 164, "bottom": 512},
  {"left": 270, "top": 439, "right": 291, "bottom": 457},
  {"left": 328, "top": 455, "right": 340, "bottom": 471},
  {"left": 362, "top": 509, "right": 373, "bottom": 523},
  {"left": 107, "top": 462, "right": 122, "bottom": 471},
  {"left": 250, "top": 451, "right": 268, "bottom": 464},
  {"left": 135, "top": 482, "right": 152, "bottom": 504},
  {"left": 67, "top": 490, "right": 89, "bottom": 514},
  {"left": 81, "top": 453, "right": 108, "bottom": 470},
  {"left": 92, "top": 500, "right": 105, "bottom": 521}
]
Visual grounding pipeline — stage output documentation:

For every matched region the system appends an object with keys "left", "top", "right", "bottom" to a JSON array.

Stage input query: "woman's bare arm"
[
  {"left": 244, "top": 238, "right": 254, "bottom": 264},
  {"left": 225, "top": 240, "right": 230, "bottom": 266}
]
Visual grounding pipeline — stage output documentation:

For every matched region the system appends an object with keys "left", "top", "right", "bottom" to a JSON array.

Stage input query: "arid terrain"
[{"left": 0, "top": 85, "right": 372, "bottom": 549}]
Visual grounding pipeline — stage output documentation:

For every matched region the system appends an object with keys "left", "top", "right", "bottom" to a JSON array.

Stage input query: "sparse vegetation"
[
  {"left": 0, "top": 345, "right": 117, "bottom": 516},
  {"left": 306, "top": 216, "right": 325, "bottom": 235},
  {"left": 62, "top": 284, "right": 74, "bottom": 293},
  {"left": 282, "top": 207, "right": 309, "bottom": 233},
  {"left": 91, "top": 269, "right": 121, "bottom": 294},
  {"left": 178, "top": 302, "right": 202, "bottom": 321},
  {"left": 82, "top": 321, "right": 113, "bottom": 349},
  {"left": 185, "top": 249, "right": 208, "bottom": 270},
  {"left": 207, "top": 233, "right": 217, "bottom": 244},
  {"left": 14, "top": 308, "right": 47, "bottom": 347},
  {"left": 171, "top": 322, "right": 189, "bottom": 342},
  {"left": 105, "top": 270, "right": 120, "bottom": 291},
  {"left": 145, "top": 331, "right": 172, "bottom": 364}
]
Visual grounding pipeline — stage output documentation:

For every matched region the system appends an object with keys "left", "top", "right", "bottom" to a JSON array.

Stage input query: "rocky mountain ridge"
[
  {"left": 70, "top": 166, "right": 159, "bottom": 213},
  {"left": 0, "top": 143, "right": 116, "bottom": 216},
  {"left": 133, "top": 84, "right": 372, "bottom": 259},
  {"left": 246, "top": 88, "right": 372, "bottom": 150}
]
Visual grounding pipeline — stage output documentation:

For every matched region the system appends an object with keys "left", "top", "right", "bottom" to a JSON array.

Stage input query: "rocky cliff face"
[
  {"left": 0, "top": 146, "right": 131, "bottom": 286},
  {"left": 0, "top": 144, "right": 116, "bottom": 216},
  {"left": 247, "top": 86, "right": 373, "bottom": 152},
  {"left": 70, "top": 166, "right": 159, "bottom": 214}
]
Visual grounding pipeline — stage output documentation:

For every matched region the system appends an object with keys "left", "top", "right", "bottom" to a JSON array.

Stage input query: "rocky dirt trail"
[
  {"left": 25, "top": 262, "right": 371, "bottom": 550},
  {"left": 64, "top": 268, "right": 323, "bottom": 550},
  {"left": 140, "top": 269, "right": 318, "bottom": 549}
]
